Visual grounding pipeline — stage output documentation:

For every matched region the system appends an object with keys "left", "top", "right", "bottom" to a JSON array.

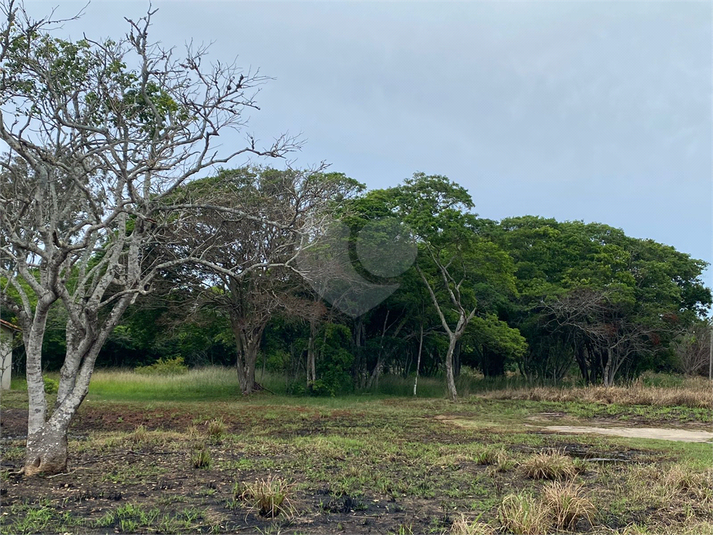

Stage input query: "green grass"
[{"left": 2, "top": 379, "right": 712, "bottom": 534}]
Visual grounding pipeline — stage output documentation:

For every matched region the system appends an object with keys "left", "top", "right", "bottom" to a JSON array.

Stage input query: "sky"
[{"left": 40, "top": 0, "right": 713, "bottom": 286}]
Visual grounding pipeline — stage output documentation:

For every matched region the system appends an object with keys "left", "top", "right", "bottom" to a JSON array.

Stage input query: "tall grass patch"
[
  {"left": 482, "top": 374, "right": 712, "bottom": 408},
  {"left": 88, "top": 367, "right": 286, "bottom": 401}
]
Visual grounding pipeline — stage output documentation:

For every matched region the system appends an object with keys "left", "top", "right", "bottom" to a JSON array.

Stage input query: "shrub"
[
  {"left": 135, "top": 357, "right": 188, "bottom": 375},
  {"left": 541, "top": 481, "right": 596, "bottom": 530},
  {"left": 43, "top": 377, "right": 58, "bottom": 394},
  {"left": 521, "top": 450, "right": 578, "bottom": 481},
  {"left": 497, "top": 493, "right": 551, "bottom": 535}
]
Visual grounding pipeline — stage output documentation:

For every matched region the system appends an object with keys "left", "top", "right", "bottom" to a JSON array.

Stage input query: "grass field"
[{"left": 1, "top": 368, "right": 711, "bottom": 534}]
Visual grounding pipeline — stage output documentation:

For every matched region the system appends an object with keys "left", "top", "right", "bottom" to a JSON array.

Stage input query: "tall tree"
[
  {"left": 172, "top": 167, "right": 360, "bottom": 394},
  {"left": 373, "top": 173, "right": 519, "bottom": 401},
  {"left": 0, "top": 2, "right": 297, "bottom": 475}
]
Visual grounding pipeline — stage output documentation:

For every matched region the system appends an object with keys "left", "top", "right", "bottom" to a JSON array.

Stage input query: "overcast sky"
[{"left": 47, "top": 1, "right": 713, "bottom": 286}]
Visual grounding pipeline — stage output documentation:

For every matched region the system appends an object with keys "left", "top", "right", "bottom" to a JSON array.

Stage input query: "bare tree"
[
  {"left": 672, "top": 320, "right": 711, "bottom": 376},
  {"left": 543, "top": 288, "right": 656, "bottom": 386},
  {"left": 0, "top": 2, "right": 298, "bottom": 475}
]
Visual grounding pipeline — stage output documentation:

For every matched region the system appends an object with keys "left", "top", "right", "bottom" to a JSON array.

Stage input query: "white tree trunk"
[
  {"left": 445, "top": 335, "right": 458, "bottom": 402},
  {"left": 413, "top": 323, "right": 423, "bottom": 397}
]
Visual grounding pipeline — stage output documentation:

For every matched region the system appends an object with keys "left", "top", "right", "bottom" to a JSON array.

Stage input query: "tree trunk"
[
  {"left": 24, "top": 423, "right": 69, "bottom": 476},
  {"left": 574, "top": 344, "right": 590, "bottom": 385},
  {"left": 367, "top": 355, "right": 383, "bottom": 390},
  {"left": 445, "top": 335, "right": 458, "bottom": 402},
  {"left": 235, "top": 327, "right": 265, "bottom": 395},
  {"left": 307, "top": 319, "right": 317, "bottom": 387},
  {"left": 603, "top": 346, "right": 613, "bottom": 387},
  {"left": 413, "top": 323, "right": 423, "bottom": 397}
]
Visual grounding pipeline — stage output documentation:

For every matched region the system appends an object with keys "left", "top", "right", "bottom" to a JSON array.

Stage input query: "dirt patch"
[{"left": 542, "top": 425, "right": 713, "bottom": 443}]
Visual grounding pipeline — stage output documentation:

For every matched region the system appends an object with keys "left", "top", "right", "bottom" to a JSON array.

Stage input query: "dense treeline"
[{"left": 15, "top": 168, "right": 710, "bottom": 395}]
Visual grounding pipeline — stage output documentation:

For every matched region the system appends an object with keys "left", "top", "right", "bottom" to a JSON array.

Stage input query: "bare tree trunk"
[
  {"left": 603, "top": 346, "right": 613, "bottom": 387},
  {"left": 413, "top": 323, "right": 423, "bottom": 397},
  {"left": 445, "top": 335, "right": 458, "bottom": 402},
  {"left": 307, "top": 319, "right": 317, "bottom": 387}
]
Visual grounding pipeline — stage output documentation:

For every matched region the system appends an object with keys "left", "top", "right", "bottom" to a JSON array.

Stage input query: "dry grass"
[
  {"left": 497, "top": 493, "right": 551, "bottom": 535},
  {"left": 450, "top": 513, "right": 495, "bottom": 535},
  {"left": 481, "top": 377, "right": 712, "bottom": 408},
  {"left": 662, "top": 464, "right": 713, "bottom": 504},
  {"left": 521, "top": 450, "right": 579, "bottom": 481},
  {"left": 541, "top": 481, "right": 596, "bottom": 530},
  {"left": 235, "top": 475, "right": 295, "bottom": 518}
]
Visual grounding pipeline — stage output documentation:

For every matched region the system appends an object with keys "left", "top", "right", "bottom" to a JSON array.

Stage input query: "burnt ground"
[{"left": 1, "top": 397, "right": 711, "bottom": 534}]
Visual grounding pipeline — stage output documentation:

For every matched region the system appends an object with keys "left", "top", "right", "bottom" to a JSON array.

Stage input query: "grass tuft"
[
  {"left": 450, "top": 513, "right": 495, "bottom": 535},
  {"left": 521, "top": 450, "right": 578, "bottom": 481},
  {"left": 474, "top": 446, "right": 507, "bottom": 467},
  {"left": 235, "top": 475, "right": 295, "bottom": 518},
  {"left": 541, "top": 481, "right": 596, "bottom": 530},
  {"left": 130, "top": 424, "right": 149, "bottom": 445},
  {"left": 497, "top": 493, "right": 551, "bottom": 535},
  {"left": 190, "top": 445, "right": 211, "bottom": 469},
  {"left": 207, "top": 418, "right": 226, "bottom": 443}
]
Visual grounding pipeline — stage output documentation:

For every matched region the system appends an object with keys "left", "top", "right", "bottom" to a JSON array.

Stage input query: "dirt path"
[
  {"left": 436, "top": 414, "right": 713, "bottom": 443},
  {"left": 542, "top": 425, "right": 713, "bottom": 443}
]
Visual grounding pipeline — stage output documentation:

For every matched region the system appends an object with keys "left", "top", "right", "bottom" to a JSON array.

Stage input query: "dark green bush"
[{"left": 135, "top": 356, "right": 188, "bottom": 375}]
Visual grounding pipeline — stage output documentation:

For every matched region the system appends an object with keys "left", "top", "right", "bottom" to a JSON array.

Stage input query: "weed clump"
[{"left": 43, "top": 378, "right": 59, "bottom": 394}]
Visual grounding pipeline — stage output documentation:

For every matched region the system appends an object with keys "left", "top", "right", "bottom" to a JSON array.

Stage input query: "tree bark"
[
  {"left": 307, "top": 319, "right": 317, "bottom": 387},
  {"left": 445, "top": 335, "right": 458, "bottom": 402},
  {"left": 233, "top": 321, "right": 266, "bottom": 395},
  {"left": 24, "top": 423, "right": 70, "bottom": 477}
]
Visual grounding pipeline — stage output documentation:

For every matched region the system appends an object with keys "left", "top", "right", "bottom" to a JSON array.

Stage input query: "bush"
[
  {"left": 43, "top": 377, "right": 58, "bottom": 394},
  {"left": 135, "top": 357, "right": 188, "bottom": 375}
]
